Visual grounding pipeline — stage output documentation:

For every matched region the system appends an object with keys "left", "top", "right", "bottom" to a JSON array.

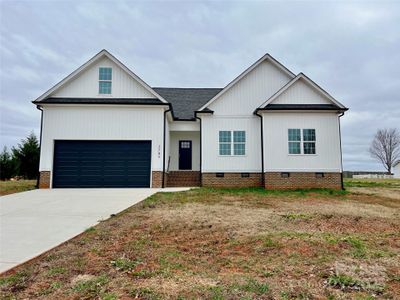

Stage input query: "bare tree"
[{"left": 369, "top": 128, "right": 400, "bottom": 174}]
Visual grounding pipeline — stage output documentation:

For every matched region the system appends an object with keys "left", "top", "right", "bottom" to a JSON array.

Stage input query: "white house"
[{"left": 33, "top": 50, "right": 348, "bottom": 189}]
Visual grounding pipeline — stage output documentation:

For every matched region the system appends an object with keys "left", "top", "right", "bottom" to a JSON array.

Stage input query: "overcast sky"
[{"left": 1, "top": 0, "right": 399, "bottom": 171}]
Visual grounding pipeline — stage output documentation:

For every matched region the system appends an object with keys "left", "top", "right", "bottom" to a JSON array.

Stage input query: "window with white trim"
[
  {"left": 99, "top": 67, "right": 112, "bottom": 94},
  {"left": 219, "top": 131, "right": 246, "bottom": 156},
  {"left": 288, "top": 128, "right": 316, "bottom": 155}
]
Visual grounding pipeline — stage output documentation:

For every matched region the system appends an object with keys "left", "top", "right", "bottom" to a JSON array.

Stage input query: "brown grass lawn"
[
  {"left": 1, "top": 186, "right": 399, "bottom": 299},
  {"left": 0, "top": 180, "right": 36, "bottom": 196}
]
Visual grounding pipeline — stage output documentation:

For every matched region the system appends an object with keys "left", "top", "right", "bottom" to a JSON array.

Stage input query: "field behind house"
[{"left": 1, "top": 180, "right": 399, "bottom": 299}]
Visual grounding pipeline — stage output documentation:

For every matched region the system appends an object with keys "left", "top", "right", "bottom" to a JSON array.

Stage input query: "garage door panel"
[{"left": 53, "top": 141, "right": 151, "bottom": 188}]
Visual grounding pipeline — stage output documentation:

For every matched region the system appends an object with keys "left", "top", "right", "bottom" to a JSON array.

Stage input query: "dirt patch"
[{"left": 349, "top": 186, "right": 400, "bottom": 200}]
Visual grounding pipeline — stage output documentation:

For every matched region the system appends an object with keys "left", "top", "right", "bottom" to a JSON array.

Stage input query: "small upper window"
[{"left": 99, "top": 67, "right": 112, "bottom": 94}]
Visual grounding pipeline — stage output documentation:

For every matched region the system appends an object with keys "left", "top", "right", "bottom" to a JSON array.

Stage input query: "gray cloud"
[{"left": 1, "top": 0, "right": 399, "bottom": 171}]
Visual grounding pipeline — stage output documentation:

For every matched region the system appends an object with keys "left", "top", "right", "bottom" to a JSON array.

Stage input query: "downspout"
[
  {"left": 195, "top": 113, "right": 202, "bottom": 187},
  {"left": 162, "top": 105, "right": 171, "bottom": 188},
  {"left": 36, "top": 106, "right": 43, "bottom": 188},
  {"left": 254, "top": 109, "right": 265, "bottom": 187},
  {"left": 338, "top": 111, "right": 345, "bottom": 190}
]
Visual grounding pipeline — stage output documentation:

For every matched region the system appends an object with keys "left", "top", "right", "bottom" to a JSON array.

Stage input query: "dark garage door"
[{"left": 53, "top": 141, "right": 151, "bottom": 188}]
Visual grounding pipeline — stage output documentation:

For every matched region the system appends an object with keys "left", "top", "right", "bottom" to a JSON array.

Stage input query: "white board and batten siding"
[
  {"left": 271, "top": 79, "right": 332, "bottom": 105},
  {"left": 201, "top": 115, "right": 261, "bottom": 172},
  {"left": 39, "top": 106, "right": 165, "bottom": 186},
  {"left": 51, "top": 56, "right": 154, "bottom": 98},
  {"left": 262, "top": 112, "right": 342, "bottom": 172},
  {"left": 208, "top": 60, "right": 293, "bottom": 115},
  {"left": 201, "top": 59, "right": 291, "bottom": 173}
]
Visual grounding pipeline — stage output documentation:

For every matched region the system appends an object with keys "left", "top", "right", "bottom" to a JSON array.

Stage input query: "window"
[
  {"left": 99, "top": 67, "right": 112, "bottom": 94},
  {"left": 219, "top": 131, "right": 246, "bottom": 156},
  {"left": 303, "top": 129, "right": 316, "bottom": 154},
  {"left": 288, "top": 129, "right": 301, "bottom": 154},
  {"left": 288, "top": 128, "right": 316, "bottom": 155}
]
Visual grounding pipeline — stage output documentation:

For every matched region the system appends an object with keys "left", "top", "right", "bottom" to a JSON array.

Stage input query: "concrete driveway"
[{"left": 0, "top": 188, "right": 188, "bottom": 273}]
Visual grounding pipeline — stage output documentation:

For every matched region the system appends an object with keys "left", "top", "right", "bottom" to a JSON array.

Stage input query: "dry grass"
[
  {"left": 1, "top": 187, "right": 399, "bottom": 299},
  {"left": 0, "top": 180, "right": 36, "bottom": 196}
]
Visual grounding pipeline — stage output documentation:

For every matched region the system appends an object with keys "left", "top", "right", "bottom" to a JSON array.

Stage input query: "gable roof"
[
  {"left": 198, "top": 53, "right": 296, "bottom": 111},
  {"left": 258, "top": 73, "right": 347, "bottom": 109},
  {"left": 33, "top": 49, "right": 168, "bottom": 103},
  {"left": 153, "top": 87, "right": 222, "bottom": 120}
]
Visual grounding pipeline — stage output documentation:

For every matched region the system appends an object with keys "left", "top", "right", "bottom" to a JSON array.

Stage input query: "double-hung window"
[
  {"left": 99, "top": 67, "right": 112, "bottom": 94},
  {"left": 288, "top": 128, "right": 316, "bottom": 155},
  {"left": 219, "top": 131, "right": 246, "bottom": 156}
]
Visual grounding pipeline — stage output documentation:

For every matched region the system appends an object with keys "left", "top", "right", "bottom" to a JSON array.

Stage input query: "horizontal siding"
[
  {"left": 201, "top": 115, "right": 262, "bottom": 172},
  {"left": 262, "top": 112, "right": 342, "bottom": 172},
  {"left": 272, "top": 79, "right": 332, "bottom": 105},
  {"left": 208, "top": 60, "right": 292, "bottom": 115},
  {"left": 52, "top": 57, "right": 154, "bottom": 98},
  {"left": 169, "top": 131, "right": 200, "bottom": 171},
  {"left": 40, "top": 106, "right": 164, "bottom": 176}
]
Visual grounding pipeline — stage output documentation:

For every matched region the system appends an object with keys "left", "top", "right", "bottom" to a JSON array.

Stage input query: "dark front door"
[
  {"left": 53, "top": 140, "right": 151, "bottom": 188},
  {"left": 179, "top": 140, "right": 192, "bottom": 170}
]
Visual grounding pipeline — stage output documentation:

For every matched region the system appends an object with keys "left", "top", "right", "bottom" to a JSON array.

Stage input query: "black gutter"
[
  {"left": 36, "top": 106, "right": 44, "bottom": 188},
  {"left": 338, "top": 111, "right": 345, "bottom": 190},
  {"left": 162, "top": 104, "right": 172, "bottom": 188},
  {"left": 254, "top": 110, "right": 265, "bottom": 187},
  {"left": 194, "top": 112, "right": 203, "bottom": 187}
]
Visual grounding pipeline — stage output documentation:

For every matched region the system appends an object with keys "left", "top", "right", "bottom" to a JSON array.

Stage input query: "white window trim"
[
  {"left": 218, "top": 130, "right": 246, "bottom": 156},
  {"left": 287, "top": 128, "right": 317, "bottom": 156},
  {"left": 99, "top": 67, "right": 112, "bottom": 95}
]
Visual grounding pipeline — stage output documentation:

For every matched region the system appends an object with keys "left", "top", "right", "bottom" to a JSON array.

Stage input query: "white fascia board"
[
  {"left": 198, "top": 53, "right": 296, "bottom": 111},
  {"left": 258, "top": 73, "right": 346, "bottom": 109},
  {"left": 34, "top": 50, "right": 168, "bottom": 103}
]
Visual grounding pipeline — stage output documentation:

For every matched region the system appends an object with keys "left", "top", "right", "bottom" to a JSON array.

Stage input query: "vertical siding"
[
  {"left": 272, "top": 79, "right": 331, "bottom": 105},
  {"left": 201, "top": 115, "right": 261, "bottom": 172},
  {"left": 208, "top": 60, "right": 292, "bottom": 115},
  {"left": 40, "top": 106, "right": 165, "bottom": 174},
  {"left": 262, "top": 112, "right": 342, "bottom": 172},
  {"left": 52, "top": 57, "right": 154, "bottom": 98},
  {"left": 169, "top": 131, "right": 200, "bottom": 171}
]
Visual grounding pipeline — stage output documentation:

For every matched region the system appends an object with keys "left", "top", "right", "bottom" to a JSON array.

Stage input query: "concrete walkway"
[{"left": 0, "top": 188, "right": 189, "bottom": 273}]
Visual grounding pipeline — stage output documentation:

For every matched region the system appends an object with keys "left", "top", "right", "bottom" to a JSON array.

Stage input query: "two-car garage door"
[{"left": 53, "top": 141, "right": 151, "bottom": 188}]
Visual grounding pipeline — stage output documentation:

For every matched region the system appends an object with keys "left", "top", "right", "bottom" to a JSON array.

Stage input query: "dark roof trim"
[
  {"left": 33, "top": 97, "right": 166, "bottom": 105},
  {"left": 256, "top": 104, "right": 349, "bottom": 112}
]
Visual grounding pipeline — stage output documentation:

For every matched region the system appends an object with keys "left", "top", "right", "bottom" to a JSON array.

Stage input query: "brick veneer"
[
  {"left": 151, "top": 171, "right": 165, "bottom": 188},
  {"left": 264, "top": 172, "right": 342, "bottom": 190},
  {"left": 202, "top": 173, "right": 263, "bottom": 188},
  {"left": 167, "top": 171, "right": 201, "bottom": 187},
  {"left": 38, "top": 171, "right": 51, "bottom": 189}
]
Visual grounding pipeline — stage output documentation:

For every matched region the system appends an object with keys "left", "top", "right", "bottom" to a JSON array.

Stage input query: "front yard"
[
  {"left": 0, "top": 180, "right": 36, "bottom": 196},
  {"left": 1, "top": 185, "right": 399, "bottom": 299}
]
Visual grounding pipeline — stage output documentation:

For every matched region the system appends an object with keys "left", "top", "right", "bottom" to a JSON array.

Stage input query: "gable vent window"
[
  {"left": 288, "top": 128, "right": 316, "bottom": 155},
  {"left": 99, "top": 67, "right": 112, "bottom": 94},
  {"left": 219, "top": 131, "right": 246, "bottom": 156}
]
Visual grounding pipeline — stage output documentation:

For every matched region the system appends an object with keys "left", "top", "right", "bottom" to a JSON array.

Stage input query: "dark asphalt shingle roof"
[
  {"left": 34, "top": 97, "right": 164, "bottom": 105},
  {"left": 153, "top": 87, "right": 222, "bottom": 119}
]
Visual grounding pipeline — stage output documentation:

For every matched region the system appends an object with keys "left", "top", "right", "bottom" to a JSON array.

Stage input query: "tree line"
[{"left": 0, "top": 132, "right": 40, "bottom": 180}]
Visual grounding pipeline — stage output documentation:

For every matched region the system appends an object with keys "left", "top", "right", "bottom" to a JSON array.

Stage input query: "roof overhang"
[
  {"left": 198, "top": 53, "right": 296, "bottom": 111},
  {"left": 33, "top": 49, "right": 169, "bottom": 104}
]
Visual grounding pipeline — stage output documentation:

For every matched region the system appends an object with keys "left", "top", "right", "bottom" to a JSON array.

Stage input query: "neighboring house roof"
[
  {"left": 198, "top": 53, "right": 296, "bottom": 111},
  {"left": 258, "top": 73, "right": 347, "bottom": 110},
  {"left": 394, "top": 161, "right": 400, "bottom": 167},
  {"left": 33, "top": 49, "right": 168, "bottom": 103},
  {"left": 260, "top": 104, "right": 347, "bottom": 111},
  {"left": 153, "top": 87, "right": 222, "bottom": 120},
  {"left": 35, "top": 97, "right": 164, "bottom": 105}
]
